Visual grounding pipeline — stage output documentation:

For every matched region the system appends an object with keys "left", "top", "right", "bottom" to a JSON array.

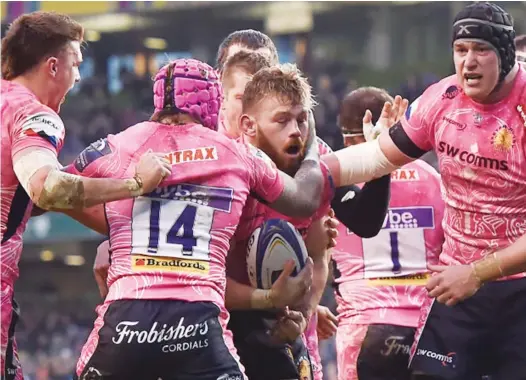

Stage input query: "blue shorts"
[{"left": 76, "top": 299, "right": 244, "bottom": 380}]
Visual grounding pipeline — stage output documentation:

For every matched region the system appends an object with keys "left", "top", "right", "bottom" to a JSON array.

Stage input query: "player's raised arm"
[
  {"left": 13, "top": 145, "right": 171, "bottom": 211},
  {"left": 322, "top": 96, "right": 432, "bottom": 187}
]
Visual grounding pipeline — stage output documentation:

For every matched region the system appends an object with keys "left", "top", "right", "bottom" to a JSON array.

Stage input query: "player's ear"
[
  {"left": 240, "top": 114, "right": 256, "bottom": 137},
  {"left": 46, "top": 57, "right": 59, "bottom": 77}
]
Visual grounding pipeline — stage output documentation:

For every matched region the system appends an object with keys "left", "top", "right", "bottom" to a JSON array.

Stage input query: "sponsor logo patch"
[
  {"left": 381, "top": 207, "right": 435, "bottom": 230},
  {"left": 146, "top": 183, "right": 233, "bottom": 212},
  {"left": 442, "top": 116, "right": 466, "bottom": 131},
  {"left": 391, "top": 168, "right": 419, "bottom": 181},
  {"left": 164, "top": 146, "right": 218, "bottom": 165},
  {"left": 442, "top": 85, "right": 460, "bottom": 100},
  {"left": 368, "top": 272, "right": 430, "bottom": 286},
  {"left": 74, "top": 138, "right": 112, "bottom": 173},
  {"left": 438, "top": 141, "right": 508, "bottom": 171},
  {"left": 21, "top": 112, "right": 64, "bottom": 148},
  {"left": 132, "top": 254, "right": 209, "bottom": 274},
  {"left": 416, "top": 349, "right": 456, "bottom": 368}
]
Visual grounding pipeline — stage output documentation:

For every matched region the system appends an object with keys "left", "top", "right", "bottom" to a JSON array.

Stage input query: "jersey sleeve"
[
  {"left": 65, "top": 136, "right": 119, "bottom": 178},
  {"left": 10, "top": 103, "right": 65, "bottom": 158},
  {"left": 245, "top": 144, "right": 284, "bottom": 204},
  {"left": 397, "top": 83, "right": 444, "bottom": 154}
]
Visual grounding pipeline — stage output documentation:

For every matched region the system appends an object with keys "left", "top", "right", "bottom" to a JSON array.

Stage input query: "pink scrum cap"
[{"left": 153, "top": 58, "right": 222, "bottom": 131}]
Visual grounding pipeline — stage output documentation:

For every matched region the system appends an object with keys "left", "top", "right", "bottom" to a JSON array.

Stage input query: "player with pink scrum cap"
[{"left": 69, "top": 58, "right": 325, "bottom": 380}]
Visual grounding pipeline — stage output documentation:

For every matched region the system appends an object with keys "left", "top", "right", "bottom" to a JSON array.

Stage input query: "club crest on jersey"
[
  {"left": 381, "top": 207, "right": 435, "bottom": 230},
  {"left": 131, "top": 254, "right": 209, "bottom": 274},
  {"left": 517, "top": 104, "right": 526, "bottom": 127},
  {"left": 391, "top": 168, "right": 419, "bottom": 181},
  {"left": 492, "top": 125, "right": 514, "bottom": 152},
  {"left": 164, "top": 147, "right": 217, "bottom": 165}
]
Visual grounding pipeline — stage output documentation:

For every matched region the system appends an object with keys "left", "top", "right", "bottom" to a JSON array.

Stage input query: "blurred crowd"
[
  {"left": 16, "top": 298, "right": 95, "bottom": 380},
  {"left": 58, "top": 66, "right": 436, "bottom": 165},
  {"left": 22, "top": 65, "right": 437, "bottom": 380}
]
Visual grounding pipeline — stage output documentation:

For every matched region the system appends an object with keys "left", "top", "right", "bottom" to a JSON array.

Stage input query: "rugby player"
[
  {"left": 319, "top": 2, "right": 526, "bottom": 379},
  {"left": 69, "top": 58, "right": 325, "bottom": 380},
  {"left": 216, "top": 29, "right": 391, "bottom": 238},
  {"left": 223, "top": 58, "right": 334, "bottom": 380},
  {"left": 331, "top": 87, "right": 444, "bottom": 380},
  {"left": 216, "top": 29, "right": 280, "bottom": 139},
  {"left": 217, "top": 32, "right": 394, "bottom": 379},
  {"left": 0, "top": 11, "right": 170, "bottom": 379}
]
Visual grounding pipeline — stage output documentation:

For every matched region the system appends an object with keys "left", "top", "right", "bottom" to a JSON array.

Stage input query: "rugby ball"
[{"left": 246, "top": 219, "right": 309, "bottom": 289}]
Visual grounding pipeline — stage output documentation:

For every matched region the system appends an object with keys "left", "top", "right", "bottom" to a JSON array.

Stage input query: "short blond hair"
[{"left": 242, "top": 64, "right": 315, "bottom": 113}]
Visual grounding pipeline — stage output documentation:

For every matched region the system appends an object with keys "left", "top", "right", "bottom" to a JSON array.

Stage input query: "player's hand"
[
  {"left": 271, "top": 306, "right": 308, "bottom": 343},
  {"left": 426, "top": 264, "right": 482, "bottom": 307},
  {"left": 316, "top": 305, "right": 338, "bottom": 340},
  {"left": 391, "top": 95, "right": 410, "bottom": 124},
  {"left": 135, "top": 151, "right": 172, "bottom": 194},
  {"left": 324, "top": 209, "right": 339, "bottom": 249},
  {"left": 363, "top": 95, "right": 409, "bottom": 141},
  {"left": 270, "top": 257, "right": 314, "bottom": 309},
  {"left": 377, "top": 95, "right": 409, "bottom": 129},
  {"left": 94, "top": 240, "right": 111, "bottom": 299}
]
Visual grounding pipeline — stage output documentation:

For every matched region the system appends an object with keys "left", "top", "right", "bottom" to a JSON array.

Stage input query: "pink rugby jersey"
[
  {"left": 226, "top": 137, "right": 334, "bottom": 285},
  {"left": 332, "top": 161, "right": 445, "bottom": 328},
  {"left": 400, "top": 66, "right": 526, "bottom": 273},
  {"left": 1, "top": 80, "right": 66, "bottom": 284},
  {"left": 67, "top": 121, "right": 284, "bottom": 308}
]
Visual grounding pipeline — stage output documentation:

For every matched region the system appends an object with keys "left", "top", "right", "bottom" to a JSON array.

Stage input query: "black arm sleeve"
[
  {"left": 331, "top": 175, "right": 391, "bottom": 238},
  {"left": 389, "top": 122, "right": 429, "bottom": 159}
]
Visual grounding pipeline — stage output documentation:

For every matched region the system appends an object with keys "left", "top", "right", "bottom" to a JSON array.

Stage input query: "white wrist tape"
[
  {"left": 363, "top": 119, "right": 389, "bottom": 142},
  {"left": 13, "top": 149, "right": 60, "bottom": 195},
  {"left": 333, "top": 138, "right": 400, "bottom": 186}
]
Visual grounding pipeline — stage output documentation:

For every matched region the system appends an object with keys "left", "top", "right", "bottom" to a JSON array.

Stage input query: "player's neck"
[
  {"left": 482, "top": 64, "right": 520, "bottom": 104},
  {"left": 222, "top": 119, "right": 240, "bottom": 139},
  {"left": 11, "top": 73, "right": 53, "bottom": 109},
  {"left": 245, "top": 134, "right": 257, "bottom": 147}
]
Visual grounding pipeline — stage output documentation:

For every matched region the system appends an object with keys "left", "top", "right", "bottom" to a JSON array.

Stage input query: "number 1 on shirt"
[{"left": 389, "top": 231, "right": 402, "bottom": 274}]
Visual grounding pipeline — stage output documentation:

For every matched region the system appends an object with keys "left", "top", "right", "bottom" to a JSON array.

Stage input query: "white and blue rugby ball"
[{"left": 246, "top": 219, "right": 309, "bottom": 290}]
